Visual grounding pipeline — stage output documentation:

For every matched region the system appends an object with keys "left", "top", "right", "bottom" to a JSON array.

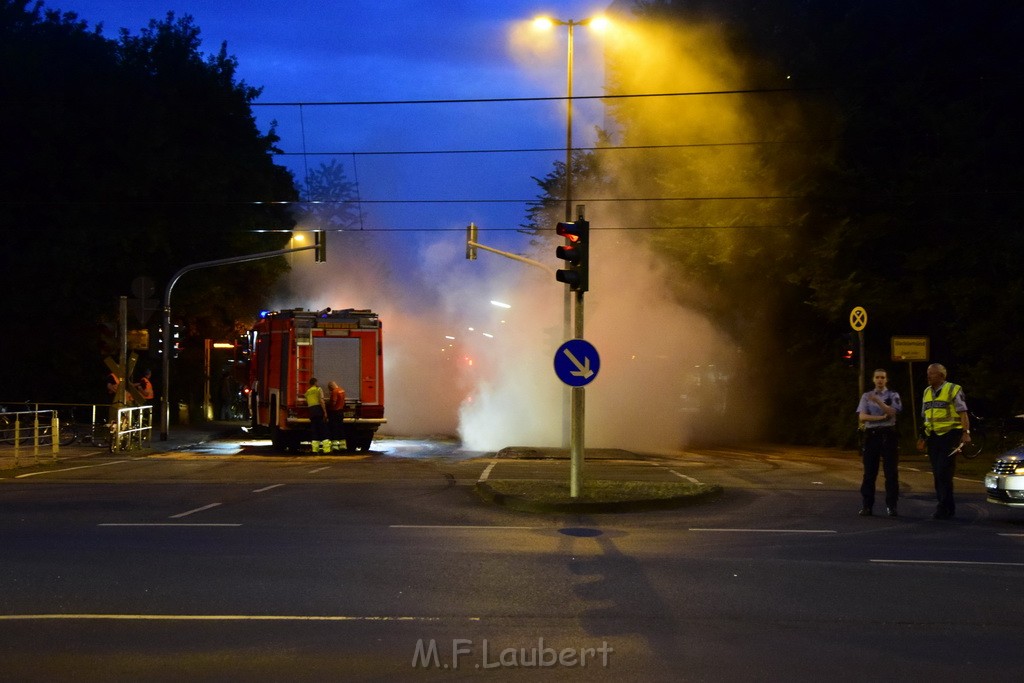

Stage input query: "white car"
[{"left": 985, "top": 449, "right": 1024, "bottom": 507}]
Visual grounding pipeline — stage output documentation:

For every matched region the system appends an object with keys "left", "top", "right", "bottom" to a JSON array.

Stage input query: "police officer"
[
  {"left": 857, "top": 368, "right": 902, "bottom": 516},
  {"left": 916, "top": 363, "right": 971, "bottom": 520}
]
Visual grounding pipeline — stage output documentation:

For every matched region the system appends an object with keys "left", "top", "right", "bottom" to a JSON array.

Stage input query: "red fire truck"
[{"left": 248, "top": 307, "right": 385, "bottom": 452}]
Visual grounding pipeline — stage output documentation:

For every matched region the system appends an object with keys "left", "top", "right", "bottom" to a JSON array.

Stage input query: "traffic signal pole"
[
  {"left": 554, "top": 207, "right": 590, "bottom": 497},
  {"left": 158, "top": 234, "right": 325, "bottom": 441},
  {"left": 464, "top": 227, "right": 556, "bottom": 275}
]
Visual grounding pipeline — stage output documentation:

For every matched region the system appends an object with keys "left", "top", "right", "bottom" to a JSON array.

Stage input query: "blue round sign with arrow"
[{"left": 554, "top": 339, "right": 600, "bottom": 387}]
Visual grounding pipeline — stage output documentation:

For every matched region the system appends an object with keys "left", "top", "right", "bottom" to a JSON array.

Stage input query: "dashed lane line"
[
  {"left": 478, "top": 462, "right": 497, "bottom": 482},
  {"left": 870, "top": 559, "right": 1024, "bottom": 567},
  {"left": 253, "top": 484, "right": 285, "bottom": 493},
  {"left": 97, "top": 528, "right": 241, "bottom": 532},
  {"left": 169, "top": 503, "right": 222, "bottom": 519},
  {"left": 689, "top": 528, "right": 838, "bottom": 534},
  {"left": 390, "top": 525, "right": 542, "bottom": 530}
]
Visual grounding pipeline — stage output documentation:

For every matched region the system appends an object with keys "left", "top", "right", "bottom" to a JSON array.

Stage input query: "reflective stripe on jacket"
[{"left": 922, "top": 382, "right": 963, "bottom": 436}]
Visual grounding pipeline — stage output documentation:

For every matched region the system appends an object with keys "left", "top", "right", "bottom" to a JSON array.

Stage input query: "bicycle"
[
  {"left": 960, "top": 412, "right": 1024, "bottom": 459},
  {"left": 55, "top": 414, "right": 113, "bottom": 450}
]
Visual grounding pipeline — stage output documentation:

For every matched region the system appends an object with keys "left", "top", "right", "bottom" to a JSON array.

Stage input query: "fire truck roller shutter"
[{"left": 312, "top": 337, "right": 361, "bottom": 401}]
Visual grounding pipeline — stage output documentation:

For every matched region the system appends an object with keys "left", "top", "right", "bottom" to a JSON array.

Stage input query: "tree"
[
  {"left": 296, "top": 159, "right": 362, "bottom": 232},
  {"left": 0, "top": 1, "right": 298, "bottom": 403}
]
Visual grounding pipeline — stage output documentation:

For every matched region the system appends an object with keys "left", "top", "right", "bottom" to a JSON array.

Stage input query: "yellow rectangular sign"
[
  {"left": 891, "top": 336, "right": 929, "bottom": 362},
  {"left": 127, "top": 329, "right": 150, "bottom": 351}
]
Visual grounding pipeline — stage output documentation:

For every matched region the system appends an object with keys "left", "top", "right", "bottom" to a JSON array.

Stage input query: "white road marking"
[
  {"left": 870, "top": 559, "right": 1024, "bottom": 567},
  {"left": 97, "top": 528, "right": 241, "bottom": 532},
  {"left": 478, "top": 462, "right": 497, "bottom": 482},
  {"left": 390, "top": 525, "right": 541, "bottom": 530},
  {"left": 998, "top": 533, "right": 1024, "bottom": 537},
  {"left": 253, "top": 484, "right": 285, "bottom": 493},
  {"left": 669, "top": 469, "right": 701, "bottom": 484},
  {"left": 0, "top": 614, "right": 480, "bottom": 622},
  {"left": 14, "top": 460, "right": 129, "bottom": 478},
  {"left": 308, "top": 466, "right": 331, "bottom": 474},
  {"left": 169, "top": 503, "right": 221, "bottom": 519},
  {"left": 689, "top": 528, "right": 837, "bottom": 534}
]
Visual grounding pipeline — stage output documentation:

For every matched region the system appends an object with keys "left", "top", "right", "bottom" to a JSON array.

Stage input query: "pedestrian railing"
[
  {"left": 112, "top": 405, "right": 152, "bottom": 452},
  {"left": 0, "top": 408, "right": 59, "bottom": 467},
  {"left": 1, "top": 402, "right": 156, "bottom": 469}
]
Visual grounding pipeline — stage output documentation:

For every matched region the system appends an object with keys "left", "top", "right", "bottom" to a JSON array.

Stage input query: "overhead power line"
[
  {"left": 276, "top": 139, "right": 838, "bottom": 157},
  {"left": 251, "top": 86, "right": 825, "bottom": 108},
  {"left": 252, "top": 224, "right": 800, "bottom": 233},
  {"left": 11, "top": 188, "right": 1013, "bottom": 208}
]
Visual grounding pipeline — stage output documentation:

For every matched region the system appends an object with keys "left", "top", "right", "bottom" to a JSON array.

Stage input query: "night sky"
[{"left": 58, "top": 0, "right": 616, "bottom": 253}]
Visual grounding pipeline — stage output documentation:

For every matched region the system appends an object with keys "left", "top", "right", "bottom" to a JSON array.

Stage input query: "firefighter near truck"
[{"left": 248, "top": 308, "right": 385, "bottom": 452}]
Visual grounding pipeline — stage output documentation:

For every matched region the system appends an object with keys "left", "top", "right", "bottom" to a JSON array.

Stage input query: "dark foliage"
[
  {"left": 0, "top": 1, "right": 298, "bottom": 404},
  {"left": 647, "top": 0, "right": 1024, "bottom": 443}
]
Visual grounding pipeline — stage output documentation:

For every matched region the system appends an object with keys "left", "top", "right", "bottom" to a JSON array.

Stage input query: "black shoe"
[
  {"left": 859, "top": 507, "right": 873, "bottom": 516},
  {"left": 886, "top": 506, "right": 897, "bottom": 517}
]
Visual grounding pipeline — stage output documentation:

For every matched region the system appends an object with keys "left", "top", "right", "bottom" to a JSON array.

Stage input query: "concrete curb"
[{"left": 474, "top": 481, "right": 724, "bottom": 514}]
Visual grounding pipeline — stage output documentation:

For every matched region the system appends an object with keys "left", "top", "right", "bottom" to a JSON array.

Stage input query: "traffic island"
[{"left": 475, "top": 479, "right": 723, "bottom": 514}]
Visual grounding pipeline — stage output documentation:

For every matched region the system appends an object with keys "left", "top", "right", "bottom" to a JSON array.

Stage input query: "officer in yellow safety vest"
[{"left": 916, "top": 363, "right": 971, "bottom": 520}]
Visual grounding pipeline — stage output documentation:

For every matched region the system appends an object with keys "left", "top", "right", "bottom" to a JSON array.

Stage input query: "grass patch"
[
  {"left": 484, "top": 479, "right": 712, "bottom": 503},
  {"left": 476, "top": 479, "right": 723, "bottom": 513}
]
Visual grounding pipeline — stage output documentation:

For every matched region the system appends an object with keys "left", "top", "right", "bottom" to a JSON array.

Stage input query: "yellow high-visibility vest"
[{"left": 922, "top": 382, "right": 963, "bottom": 436}]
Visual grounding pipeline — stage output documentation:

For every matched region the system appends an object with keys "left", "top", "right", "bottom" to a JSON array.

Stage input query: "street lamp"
[{"left": 532, "top": 16, "right": 608, "bottom": 223}]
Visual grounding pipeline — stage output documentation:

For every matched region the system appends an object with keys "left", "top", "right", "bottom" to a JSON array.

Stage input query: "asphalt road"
[{"left": 2, "top": 439, "right": 1023, "bottom": 681}]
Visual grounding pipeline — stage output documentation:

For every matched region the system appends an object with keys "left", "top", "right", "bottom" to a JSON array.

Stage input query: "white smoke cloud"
[{"left": 280, "top": 225, "right": 757, "bottom": 454}]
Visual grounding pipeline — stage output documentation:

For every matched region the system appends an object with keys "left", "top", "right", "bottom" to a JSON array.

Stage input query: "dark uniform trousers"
[
  {"left": 926, "top": 429, "right": 961, "bottom": 516},
  {"left": 861, "top": 427, "right": 899, "bottom": 508}
]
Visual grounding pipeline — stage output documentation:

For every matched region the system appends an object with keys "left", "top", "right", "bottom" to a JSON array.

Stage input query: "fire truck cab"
[{"left": 249, "top": 307, "right": 385, "bottom": 452}]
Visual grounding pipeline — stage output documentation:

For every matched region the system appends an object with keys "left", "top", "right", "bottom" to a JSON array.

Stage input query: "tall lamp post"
[
  {"left": 532, "top": 16, "right": 608, "bottom": 224},
  {"left": 533, "top": 16, "right": 607, "bottom": 492}
]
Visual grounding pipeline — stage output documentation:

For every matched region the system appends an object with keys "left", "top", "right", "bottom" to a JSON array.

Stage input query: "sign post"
[
  {"left": 891, "top": 336, "right": 930, "bottom": 441},
  {"left": 849, "top": 306, "right": 868, "bottom": 396},
  {"left": 554, "top": 339, "right": 600, "bottom": 498}
]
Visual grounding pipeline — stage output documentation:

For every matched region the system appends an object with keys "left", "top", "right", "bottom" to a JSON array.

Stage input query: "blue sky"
[{"left": 58, "top": 0, "right": 619, "bottom": 253}]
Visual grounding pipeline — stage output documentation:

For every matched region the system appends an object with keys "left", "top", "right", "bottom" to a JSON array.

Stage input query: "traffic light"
[
  {"left": 157, "top": 323, "right": 183, "bottom": 358},
  {"left": 315, "top": 230, "right": 327, "bottom": 262},
  {"left": 172, "top": 323, "right": 182, "bottom": 359},
  {"left": 841, "top": 332, "right": 858, "bottom": 366},
  {"left": 555, "top": 219, "right": 590, "bottom": 292}
]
